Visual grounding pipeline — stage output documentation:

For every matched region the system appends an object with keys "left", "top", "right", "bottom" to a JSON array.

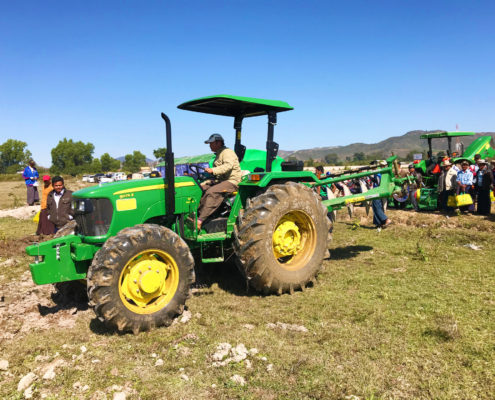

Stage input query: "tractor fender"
[{"left": 140, "top": 200, "right": 167, "bottom": 223}]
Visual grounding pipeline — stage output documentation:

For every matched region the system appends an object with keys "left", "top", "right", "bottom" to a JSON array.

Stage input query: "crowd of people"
[
  {"left": 313, "top": 154, "right": 495, "bottom": 229},
  {"left": 437, "top": 155, "right": 495, "bottom": 216}
]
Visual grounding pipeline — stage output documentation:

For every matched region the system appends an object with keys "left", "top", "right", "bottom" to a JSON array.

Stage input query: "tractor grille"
[{"left": 75, "top": 198, "right": 113, "bottom": 237}]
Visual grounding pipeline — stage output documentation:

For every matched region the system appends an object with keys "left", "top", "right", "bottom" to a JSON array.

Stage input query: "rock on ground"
[
  {"left": 0, "top": 205, "right": 40, "bottom": 219},
  {"left": 212, "top": 343, "right": 232, "bottom": 361},
  {"left": 0, "top": 359, "right": 9, "bottom": 370},
  {"left": 230, "top": 374, "right": 246, "bottom": 386},
  {"left": 23, "top": 385, "right": 34, "bottom": 399},
  {"left": 18, "top": 372, "right": 37, "bottom": 392},
  {"left": 155, "top": 359, "right": 164, "bottom": 366},
  {"left": 266, "top": 322, "right": 308, "bottom": 332},
  {"left": 180, "top": 309, "right": 192, "bottom": 323}
]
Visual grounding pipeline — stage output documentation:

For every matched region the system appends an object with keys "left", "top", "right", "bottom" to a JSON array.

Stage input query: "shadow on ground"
[
  {"left": 342, "top": 222, "right": 378, "bottom": 230},
  {"left": 37, "top": 281, "right": 89, "bottom": 316},
  {"left": 192, "top": 257, "right": 253, "bottom": 297},
  {"left": 329, "top": 245, "right": 373, "bottom": 260}
]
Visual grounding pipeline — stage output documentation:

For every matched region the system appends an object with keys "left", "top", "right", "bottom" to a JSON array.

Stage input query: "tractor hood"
[
  {"left": 73, "top": 178, "right": 168, "bottom": 199},
  {"left": 177, "top": 95, "right": 293, "bottom": 117}
]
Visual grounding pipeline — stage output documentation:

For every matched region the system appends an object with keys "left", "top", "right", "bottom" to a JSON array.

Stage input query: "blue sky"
[{"left": 1, "top": 0, "right": 494, "bottom": 167}]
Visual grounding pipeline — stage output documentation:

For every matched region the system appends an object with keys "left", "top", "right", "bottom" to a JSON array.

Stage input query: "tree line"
[{"left": 0, "top": 138, "right": 167, "bottom": 175}]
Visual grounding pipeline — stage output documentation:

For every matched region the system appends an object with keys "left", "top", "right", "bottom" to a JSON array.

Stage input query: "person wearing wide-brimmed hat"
[
  {"left": 475, "top": 159, "right": 494, "bottom": 215},
  {"left": 437, "top": 159, "right": 457, "bottom": 212},
  {"left": 456, "top": 161, "right": 474, "bottom": 213}
]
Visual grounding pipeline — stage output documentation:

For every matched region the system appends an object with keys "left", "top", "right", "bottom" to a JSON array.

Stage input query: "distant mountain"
[
  {"left": 116, "top": 156, "right": 154, "bottom": 164},
  {"left": 279, "top": 130, "right": 495, "bottom": 161}
]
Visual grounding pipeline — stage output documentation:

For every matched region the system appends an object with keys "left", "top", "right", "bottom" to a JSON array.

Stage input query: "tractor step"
[
  {"left": 199, "top": 233, "right": 225, "bottom": 263},
  {"left": 201, "top": 256, "right": 225, "bottom": 263},
  {"left": 196, "top": 232, "right": 228, "bottom": 242}
]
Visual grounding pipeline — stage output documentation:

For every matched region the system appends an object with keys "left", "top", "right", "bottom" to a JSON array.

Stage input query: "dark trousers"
[
  {"left": 409, "top": 189, "right": 419, "bottom": 211},
  {"left": 477, "top": 188, "right": 491, "bottom": 215},
  {"left": 26, "top": 185, "right": 39, "bottom": 205},
  {"left": 439, "top": 189, "right": 454, "bottom": 212},
  {"left": 198, "top": 181, "right": 238, "bottom": 221},
  {"left": 372, "top": 199, "right": 388, "bottom": 227}
]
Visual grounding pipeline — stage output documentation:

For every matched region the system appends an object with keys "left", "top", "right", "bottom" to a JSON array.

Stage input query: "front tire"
[
  {"left": 234, "top": 182, "right": 331, "bottom": 294},
  {"left": 87, "top": 224, "right": 195, "bottom": 333}
]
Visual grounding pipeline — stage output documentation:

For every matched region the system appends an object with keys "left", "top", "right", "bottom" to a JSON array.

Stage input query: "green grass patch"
[{"left": 0, "top": 210, "right": 494, "bottom": 399}]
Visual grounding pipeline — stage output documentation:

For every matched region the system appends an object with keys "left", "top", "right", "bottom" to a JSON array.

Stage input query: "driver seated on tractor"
[{"left": 196, "top": 133, "right": 241, "bottom": 230}]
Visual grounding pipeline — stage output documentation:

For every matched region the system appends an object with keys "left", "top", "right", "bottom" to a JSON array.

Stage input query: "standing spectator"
[
  {"left": 36, "top": 175, "right": 56, "bottom": 235},
  {"left": 314, "top": 166, "right": 325, "bottom": 196},
  {"left": 46, "top": 176, "right": 74, "bottom": 232},
  {"left": 471, "top": 154, "right": 482, "bottom": 208},
  {"left": 473, "top": 154, "right": 481, "bottom": 173},
  {"left": 407, "top": 164, "right": 422, "bottom": 211},
  {"left": 22, "top": 160, "right": 39, "bottom": 206},
  {"left": 456, "top": 161, "right": 474, "bottom": 213},
  {"left": 437, "top": 160, "right": 457, "bottom": 212},
  {"left": 371, "top": 164, "right": 392, "bottom": 228},
  {"left": 475, "top": 160, "right": 494, "bottom": 216}
]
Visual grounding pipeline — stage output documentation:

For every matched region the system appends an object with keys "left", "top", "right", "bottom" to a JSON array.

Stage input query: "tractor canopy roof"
[
  {"left": 420, "top": 131, "right": 475, "bottom": 140},
  {"left": 177, "top": 95, "right": 293, "bottom": 117}
]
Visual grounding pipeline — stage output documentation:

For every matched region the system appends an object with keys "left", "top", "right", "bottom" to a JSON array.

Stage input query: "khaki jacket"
[
  {"left": 438, "top": 167, "right": 457, "bottom": 192},
  {"left": 210, "top": 147, "right": 241, "bottom": 186}
]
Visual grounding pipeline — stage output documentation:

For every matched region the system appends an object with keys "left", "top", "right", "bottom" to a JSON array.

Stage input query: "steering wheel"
[
  {"left": 189, "top": 164, "right": 209, "bottom": 180},
  {"left": 188, "top": 164, "right": 212, "bottom": 191}
]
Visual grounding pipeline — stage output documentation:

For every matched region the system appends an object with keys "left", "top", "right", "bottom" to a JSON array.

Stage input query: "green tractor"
[
  {"left": 411, "top": 131, "right": 495, "bottom": 210},
  {"left": 26, "top": 95, "right": 405, "bottom": 333}
]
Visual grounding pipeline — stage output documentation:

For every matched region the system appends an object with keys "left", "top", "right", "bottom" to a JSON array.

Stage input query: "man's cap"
[
  {"left": 441, "top": 160, "right": 452, "bottom": 167},
  {"left": 42, "top": 175, "right": 51, "bottom": 181},
  {"left": 461, "top": 160, "right": 470, "bottom": 166},
  {"left": 408, "top": 164, "right": 415, "bottom": 169},
  {"left": 204, "top": 133, "right": 224, "bottom": 144},
  {"left": 379, "top": 160, "right": 387, "bottom": 167},
  {"left": 478, "top": 159, "right": 487, "bottom": 164}
]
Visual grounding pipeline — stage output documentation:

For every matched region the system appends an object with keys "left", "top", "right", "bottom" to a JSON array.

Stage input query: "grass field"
[
  {"left": 0, "top": 200, "right": 494, "bottom": 399},
  {"left": 0, "top": 177, "right": 90, "bottom": 209}
]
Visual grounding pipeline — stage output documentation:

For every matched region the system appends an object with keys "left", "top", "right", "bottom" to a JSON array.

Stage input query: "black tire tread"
[
  {"left": 234, "top": 182, "right": 332, "bottom": 294},
  {"left": 87, "top": 224, "right": 195, "bottom": 333}
]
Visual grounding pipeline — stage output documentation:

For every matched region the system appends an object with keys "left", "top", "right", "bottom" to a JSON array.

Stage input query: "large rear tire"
[
  {"left": 234, "top": 182, "right": 331, "bottom": 294},
  {"left": 87, "top": 224, "right": 195, "bottom": 333}
]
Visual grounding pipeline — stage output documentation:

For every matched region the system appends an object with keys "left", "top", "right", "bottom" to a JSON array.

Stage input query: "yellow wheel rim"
[
  {"left": 272, "top": 210, "right": 316, "bottom": 271},
  {"left": 118, "top": 249, "right": 179, "bottom": 314}
]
